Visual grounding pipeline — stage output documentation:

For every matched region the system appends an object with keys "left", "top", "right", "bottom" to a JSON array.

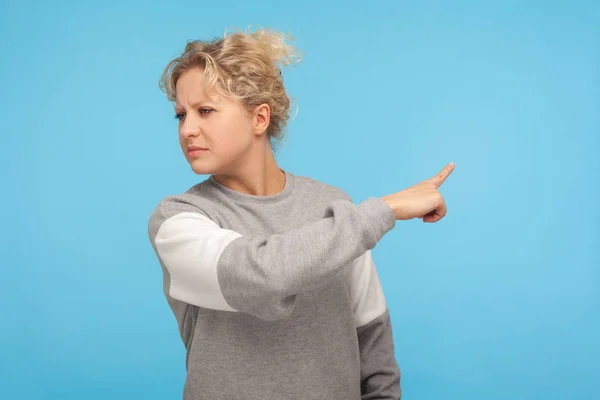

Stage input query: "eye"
[
  {"left": 199, "top": 108, "right": 214, "bottom": 115},
  {"left": 174, "top": 112, "right": 185, "bottom": 121}
]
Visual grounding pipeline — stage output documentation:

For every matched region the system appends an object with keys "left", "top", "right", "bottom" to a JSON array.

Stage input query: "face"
[{"left": 174, "top": 68, "right": 269, "bottom": 175}]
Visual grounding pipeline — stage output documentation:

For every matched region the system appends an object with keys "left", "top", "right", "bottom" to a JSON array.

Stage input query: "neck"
[{"left": 213, "top": 141, "right": 286, "bottom": 196}]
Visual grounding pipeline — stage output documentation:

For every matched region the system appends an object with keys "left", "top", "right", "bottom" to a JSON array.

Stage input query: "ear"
[{"left": 253, "top": 103, "right": 271, "bottom": 136}]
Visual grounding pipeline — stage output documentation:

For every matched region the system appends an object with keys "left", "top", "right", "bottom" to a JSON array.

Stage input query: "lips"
[{"left": 187, "top": 145, "right": 208, "bottom": 157}]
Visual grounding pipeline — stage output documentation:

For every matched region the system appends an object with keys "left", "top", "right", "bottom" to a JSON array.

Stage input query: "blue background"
[{"left": 1, "top": 0, "right": 598, "bottom": 399}]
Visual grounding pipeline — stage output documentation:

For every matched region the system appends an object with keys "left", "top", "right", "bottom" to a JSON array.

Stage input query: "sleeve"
[
  {"left": 147, "top": 195, "right": 396, "bottom": 321},
  {"left": 348, "top": 250, "right": 402, "bottom": 399}
]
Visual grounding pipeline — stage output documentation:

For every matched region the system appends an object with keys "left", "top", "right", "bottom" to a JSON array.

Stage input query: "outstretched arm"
[{"left": 148, "top": 196, "right": 396, "bottom": 321}]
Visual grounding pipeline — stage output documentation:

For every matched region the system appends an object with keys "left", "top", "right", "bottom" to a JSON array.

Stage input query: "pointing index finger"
[{"left": 431, "top": 162, "right": 455, "bottom": 187}]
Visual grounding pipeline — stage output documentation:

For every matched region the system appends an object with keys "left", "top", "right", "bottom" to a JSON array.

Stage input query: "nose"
[{"left": 180, "top": 114, "right": 202, "bottom": 138}]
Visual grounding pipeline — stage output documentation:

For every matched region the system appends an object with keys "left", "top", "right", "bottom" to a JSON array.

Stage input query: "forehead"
[
  {"left": 174, "top": 69, "right": 244, "bottom": 112},
  {"left": 175, "top": 69, "right": 212, "bottom": 101}
]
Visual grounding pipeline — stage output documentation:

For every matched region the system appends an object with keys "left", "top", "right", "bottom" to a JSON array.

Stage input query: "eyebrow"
[
  {"left": 175, "top": 94, "right": 221, "bottom": 110},
  {"left": 175, "top": 100, "right": 212, "bottom": 110}
]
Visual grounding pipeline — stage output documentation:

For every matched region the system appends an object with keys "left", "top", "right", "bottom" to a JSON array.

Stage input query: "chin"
[
  {"left": 190, "top": 164, "right": 214, "bottom": 175},
  {"left": 189, "top": 159, "right": 219, "bottom": 175}
]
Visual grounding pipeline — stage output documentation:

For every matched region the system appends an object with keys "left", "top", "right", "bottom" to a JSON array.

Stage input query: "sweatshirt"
[{"left": 147, "top": 169, "right": 402, "bottom": 399}]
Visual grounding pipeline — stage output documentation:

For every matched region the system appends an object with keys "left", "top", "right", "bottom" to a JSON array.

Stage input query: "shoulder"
[
  {"left": 292, "top": 172, "right": 354, "bottom": 203},
  {"left": 147, "top": 179, "right": 216, "bottom": 238}
]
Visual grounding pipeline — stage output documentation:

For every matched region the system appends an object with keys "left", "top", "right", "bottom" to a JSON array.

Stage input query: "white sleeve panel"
[
  {"left": 348, "top": 250, "right": 388, "bottom": 328},
  {"left": 154, "top": 212, "right": 241, "bottom": 312}
]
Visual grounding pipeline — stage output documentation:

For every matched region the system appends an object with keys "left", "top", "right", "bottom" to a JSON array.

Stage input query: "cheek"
[{"left": 217, "top": 117, "right": 254, "bottom": 151}]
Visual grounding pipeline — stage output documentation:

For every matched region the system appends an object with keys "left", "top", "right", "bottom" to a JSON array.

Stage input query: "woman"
[{"left": 148, "top": 27, "right": 454, "bottom": 400}]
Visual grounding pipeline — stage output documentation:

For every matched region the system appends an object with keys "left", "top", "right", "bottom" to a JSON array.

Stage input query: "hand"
[{"left": 381, "top": 162, "right": 455, "bottom": 223}]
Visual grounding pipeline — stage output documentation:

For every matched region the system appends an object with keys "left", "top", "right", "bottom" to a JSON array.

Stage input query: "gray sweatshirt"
[{"left": 147, "top": 169, "right": 401, "bottom": 399}]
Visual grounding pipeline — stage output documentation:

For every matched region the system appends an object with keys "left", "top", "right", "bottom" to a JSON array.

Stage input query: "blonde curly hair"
[{"left": 159, "top": 27, "right": 302, "bottom": 146}]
